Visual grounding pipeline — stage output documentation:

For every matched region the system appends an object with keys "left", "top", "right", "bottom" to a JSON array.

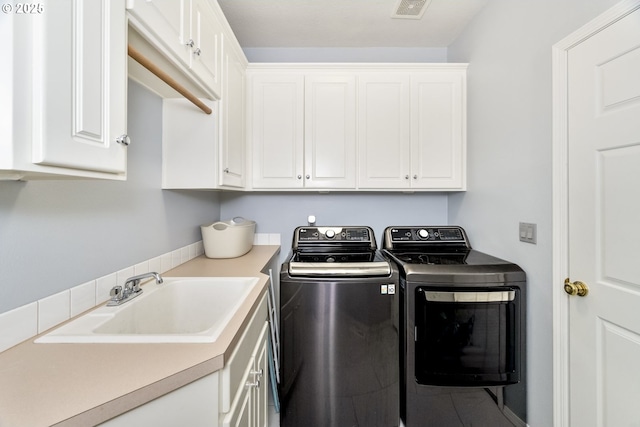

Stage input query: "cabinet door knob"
[
  {"left": 193, "top": 48, "right": 202, "bottom": 56},
  {"left": 404, "top": 175, "right": 409, "bottom": 180},
  {"left": 413, "top": 175, "right": 418, "bottom": 180},
  {"left": 116, "top": 134, "right": 130, "bottom": 146},
  {"left": 306, "top": 174, "right": 310, "bottom": 179},
  {"left": 186, "top": 39, "right": 195, "bottom": 48},
  {"left": 297, "top": 175, "right": 302, "bottom": 179},
  {"left": 223, "top": 168, "right": 229, "bottom": 173}
]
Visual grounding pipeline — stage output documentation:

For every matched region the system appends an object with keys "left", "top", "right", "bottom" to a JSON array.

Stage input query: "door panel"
[
  {"left": 567, "top": 6, "right": 640, "bottom": 426},
  {"left": 32, "top": 0, "right": 126, "bottom": 174},
  {"left": 304, "top": 75, "right": 356, "bottom": 188}
]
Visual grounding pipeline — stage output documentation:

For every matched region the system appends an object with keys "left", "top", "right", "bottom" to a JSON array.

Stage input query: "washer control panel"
[{"left": 293, "top": 226, "right": 377, "bottom": 250}]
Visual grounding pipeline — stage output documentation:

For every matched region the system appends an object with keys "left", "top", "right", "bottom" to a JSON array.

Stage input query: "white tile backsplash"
[
  {"left": 160, "top": 253, "right": 173, "bottom": 273},
  {"left": 38, "top": 290, "right": 70, "bottom": 333},
  {"left": 0, "top": 238, "right": 279, "bottom": 353},
  {"left": 0, "top": 303, "right": 38, "bottom": 353},
  {"left": 96, "top": 272, "right": 117, "bottom": 304},
  {"left": 70, "top": 280, "right": 96, "bottom": 317},
  {"left": 268, "top": 234, "right": 281, "bottom": 245},
  {"left": 149, "top": 256, "right": 162, "bottom": 276},
  {"left": 171, "top": 249, "right": 182, "bottom": 269},
  {"left": 253, "top": 233, "right": 269, "bottom": 245},
  {"left": 134, "top": 261, "right": 149, "bottom": 276}
]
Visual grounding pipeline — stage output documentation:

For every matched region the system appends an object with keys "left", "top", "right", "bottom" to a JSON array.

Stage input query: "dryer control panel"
[{"left": 382, "top": 226, "right": 471, "bottom": 250}]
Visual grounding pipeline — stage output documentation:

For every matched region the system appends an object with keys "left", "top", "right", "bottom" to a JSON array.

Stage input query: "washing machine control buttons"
[
  {"left": 417, "top": 229, "right": 429, "bottom": 239},
  {"left": 325, "top": 229, "right": 336, "bottom": 239}
]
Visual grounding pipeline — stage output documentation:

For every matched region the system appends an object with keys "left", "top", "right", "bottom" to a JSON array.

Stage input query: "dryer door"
[{"left": 414, "top": 286, "right": 521, "bottom": 386}]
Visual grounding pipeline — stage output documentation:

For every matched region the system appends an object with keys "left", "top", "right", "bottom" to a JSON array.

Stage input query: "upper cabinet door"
[
  {"left": 189, "top": 0, "right": 222, "bottom": 97},
  {"left": 357, "top": 74, "right": 411, "bottom": 189},
  {"left": 304, "top": 75, "right": 357, "bottom": 189},
  {"left": 251, "top": 73, "right": 305, "bottom": 189},
  {"left": 411, "top": 72, "right": 466, "bottom": 189},
  {"left": 126, "top": 0, "right": 189, "bottom": 63},
  {"left": 31, "top": 0, "right": 127, "bottom": 175},
  {"left": 219, "top": 36, "right": 246, "bottom": 188}
]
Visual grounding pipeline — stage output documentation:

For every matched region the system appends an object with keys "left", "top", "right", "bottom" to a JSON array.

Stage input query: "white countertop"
[{"left": 0, "top": 245, "right": 280, "bottom": 427}]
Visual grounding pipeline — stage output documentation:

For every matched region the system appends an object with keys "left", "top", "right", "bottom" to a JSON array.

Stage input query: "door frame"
[{"left": 551, "top": 1, "right": 640, "bottom": 426}]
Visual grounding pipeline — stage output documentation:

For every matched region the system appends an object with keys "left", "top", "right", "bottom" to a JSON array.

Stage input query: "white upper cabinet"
[
  {"left": 249, "top": 70, "right": 356, "bottom": 189},
  {"left": 304, "top": 75, "right": 357, "bottom": 189},
  {"left": 127, "top": 0, "right": 222, "bottom": 98},
  {"left": 131, "top": 0, "right": 248, "bottom": 190},
  {"left": 219, "top": 34, "right": 247, "bottom": 188},
  {"left": 410, "top": 71, "right": 466, "bottom": 189},
  {"left": 248, "top": 64, "right": 466, "bottom": 192},
  {"left": 358, "top": 68, "right": 466, "bottom": 190},
  {"left": 357, "top": 74, "right": 411, "bottom": 189},
  {"left": 189, "top": 0, "right": 223, "bottom": 96},
  {"left": 2, "top": 0, "right": 127, "bottom": 180},
  {"left": 250, "top": 73, "right": 305, "bottom": 188}
]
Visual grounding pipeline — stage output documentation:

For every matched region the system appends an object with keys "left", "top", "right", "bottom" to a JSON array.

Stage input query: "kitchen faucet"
[{"left": 107, "top": 272, "right": 163, "bottom": 306}]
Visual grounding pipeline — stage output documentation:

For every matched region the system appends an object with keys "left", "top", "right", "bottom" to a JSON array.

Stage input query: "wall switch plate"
[{"left": 519, "top": 222, "right": 537, "bottom": 244}]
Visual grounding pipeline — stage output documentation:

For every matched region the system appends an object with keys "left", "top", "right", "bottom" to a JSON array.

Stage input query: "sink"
[{"left": 35, "top": 277, "right": 260, "bottom": 344}]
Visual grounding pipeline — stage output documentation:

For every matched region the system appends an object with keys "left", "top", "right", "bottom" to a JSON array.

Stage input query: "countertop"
[{"left": 0, "top": 245, "right": 280, "bottom": 427}]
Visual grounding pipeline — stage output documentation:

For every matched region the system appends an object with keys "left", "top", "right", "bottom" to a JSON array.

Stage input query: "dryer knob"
[
  {"left": 417, "top": 229, "right": 429, "bottom": 239},
  {"left": 325, "top": 229, "right": 336, "bottom": 239}
]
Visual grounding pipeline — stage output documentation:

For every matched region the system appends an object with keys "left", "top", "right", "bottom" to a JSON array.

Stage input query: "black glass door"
[{"left": 414, "top": 286, "right": 520, "bottom": 386}]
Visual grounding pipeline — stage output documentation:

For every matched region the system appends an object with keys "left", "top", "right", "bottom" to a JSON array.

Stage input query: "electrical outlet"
[{"left": 519, "top": 222, "right": 537, "bottom": 244}]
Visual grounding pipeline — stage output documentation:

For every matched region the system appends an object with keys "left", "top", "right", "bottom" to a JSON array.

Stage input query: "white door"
[{"left": 566, "top": 5, "right": 640, "bottom": 426}]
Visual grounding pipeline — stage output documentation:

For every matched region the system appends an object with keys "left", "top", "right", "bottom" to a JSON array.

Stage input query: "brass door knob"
[{"left": 564, "top": 278, "right": 589, "bottom": 297}]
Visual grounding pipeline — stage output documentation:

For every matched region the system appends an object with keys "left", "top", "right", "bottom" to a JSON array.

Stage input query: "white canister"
[{"left": 201, "top": 217, "right": 256, "bottom": 259}]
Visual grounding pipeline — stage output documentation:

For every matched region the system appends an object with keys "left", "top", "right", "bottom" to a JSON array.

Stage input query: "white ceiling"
[{"left": 217, "top": 0, "right": 489, "bottom": 48}]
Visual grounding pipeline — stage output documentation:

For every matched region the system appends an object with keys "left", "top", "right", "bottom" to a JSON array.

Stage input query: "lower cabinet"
[
  {"left": 100, "top": 294, "right": 268, "bottom": 427},
  {"left": 221, "top": 323, "right": 269, "bottom": 427}
]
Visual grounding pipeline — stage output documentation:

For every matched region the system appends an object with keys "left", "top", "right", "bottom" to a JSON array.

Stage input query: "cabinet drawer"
[{"left": 220, "top": 293, "right": 268, "bottom": 413}]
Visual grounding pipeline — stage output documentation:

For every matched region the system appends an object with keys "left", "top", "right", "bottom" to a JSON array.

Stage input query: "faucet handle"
[
  {"left": 109, "top": 285, "right": 124, "bottom": 302},
  {"left": 125, "top": 279, "right": 142, "bottom": 293}
]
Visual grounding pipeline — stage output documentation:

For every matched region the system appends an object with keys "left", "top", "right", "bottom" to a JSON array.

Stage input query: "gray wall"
[
  {"left": 447, "top": 0, "right": 619, "bottom": 425},
  {"left": 0, "top": 80, "right": 221, "bottom": 313},
  {"left": 244, "top": 47, "right": 447, "bottom": 62},
  {"left": 220, "top": 191, "right": 449, "bottom": 262}
]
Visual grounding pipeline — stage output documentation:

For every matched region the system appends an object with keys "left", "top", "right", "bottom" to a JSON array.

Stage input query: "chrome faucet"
[{"left": 107, "top": 272, "right": 163, "bottom": 306}]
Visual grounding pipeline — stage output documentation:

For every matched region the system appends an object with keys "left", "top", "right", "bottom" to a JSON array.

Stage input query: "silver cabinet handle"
[
  {"left": 223, "top": 168, "right": 229, "bottom": 173},
  {"left": 116, "top": 134, "right": 130, "bottom": 146},
  {"left": 297, "top": 175, "right": 302, "bottom": 179},
  {"left": 306, "top": 174, "right": 310, "bottom": 179},
  {"left": 404, "top": 175, "right": 409, "bottom": 180},
  {"left": 186, "top": 39, "right": 195, "bottom": 48},
  {"left": 413, "top": 175, "right": 418, "bottom": 180},
  {"left": 193, "top": 48, "right": 202, "bottom": 56}
]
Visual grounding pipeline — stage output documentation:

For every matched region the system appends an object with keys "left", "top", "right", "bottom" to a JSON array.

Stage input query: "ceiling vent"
[{"left": 391, "top": 0, "right": 432, "bottom": 19}]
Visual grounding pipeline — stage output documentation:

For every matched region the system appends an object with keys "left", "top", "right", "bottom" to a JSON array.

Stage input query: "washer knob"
[
  {"left": 417, "top": 229, "right": 429, "bottom": 239},
  {"left": 325, "top": 229, "right": 336, "bottom": 239}
]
